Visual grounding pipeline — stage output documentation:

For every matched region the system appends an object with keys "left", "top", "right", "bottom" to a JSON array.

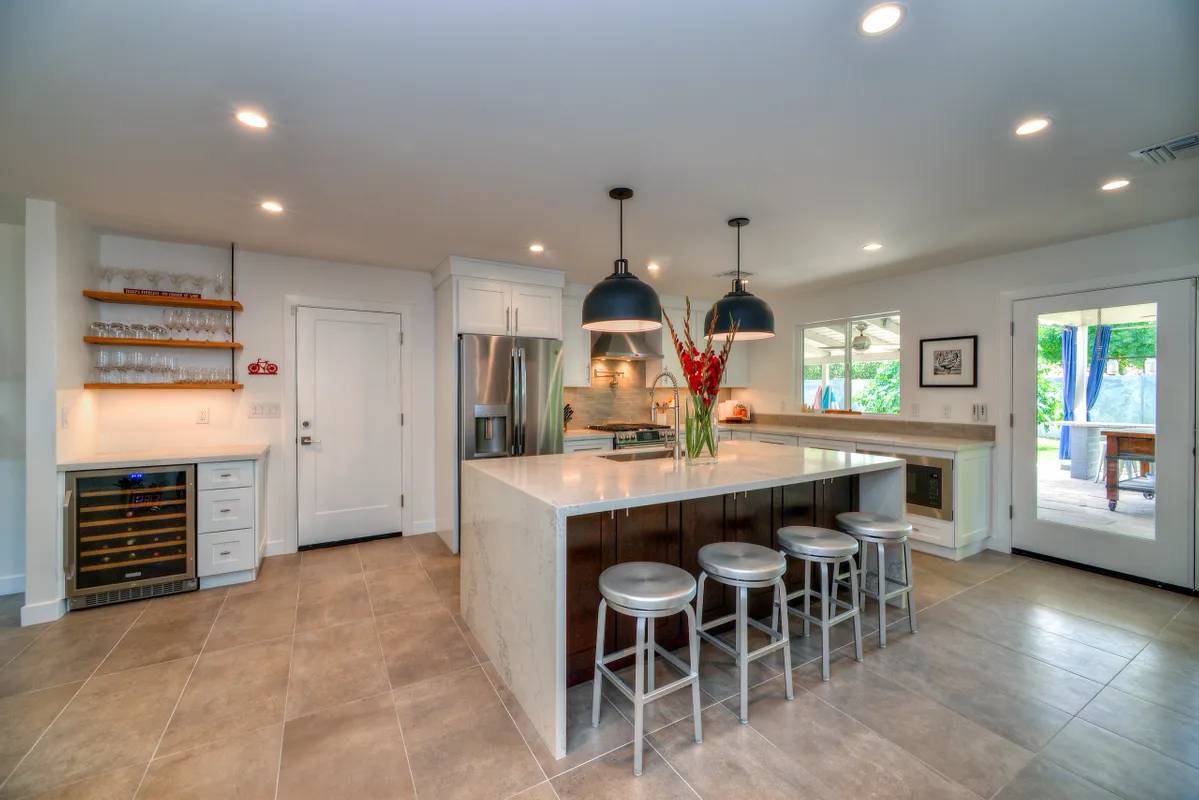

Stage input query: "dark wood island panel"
[{"left": 564, "top": 477, "right": 858, "bottom": 687}]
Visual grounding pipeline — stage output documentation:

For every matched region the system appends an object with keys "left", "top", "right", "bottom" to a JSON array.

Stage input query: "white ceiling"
[{"left": 2, "top": 0, "right": 1197, "bottom": 296}]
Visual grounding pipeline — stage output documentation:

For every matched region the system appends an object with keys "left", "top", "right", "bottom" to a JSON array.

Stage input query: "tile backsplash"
[{"left": 564, "top": 359, "right": 731, "bottom": 429}]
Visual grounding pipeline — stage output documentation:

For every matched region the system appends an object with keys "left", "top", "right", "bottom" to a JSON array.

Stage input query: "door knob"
[{"left": 300, "top": 436, "right": 321, "bottom": 445}]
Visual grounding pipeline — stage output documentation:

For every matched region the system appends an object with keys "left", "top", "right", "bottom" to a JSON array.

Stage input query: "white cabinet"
[
  {"left": 561, "top": 293, "right": 591, "bottom": 387},
  {"left": 197, "top": 528, "right": 256, "bottom": 576},
  {"left": 456, "top": 278, "right": 562, "bottom": 339},
  {"left": 197, "top": 486, "right": 255, "bottom": 533},
  {"left": 730, "top": 429, "right": 753, "bottom": 441},
  {"left": 753, "top": 432, "right": 799, "bottom": 446},
  {"left": 723, "top": 340, "right": 750, "bottom": 387},
  {"left": 197, "top": 461, "right": 254, "bottom": 491},
  {"left": 795, "top": 436, "right": 856, "bottom": 452},
  {"left": 564, "top": 436, "right": 614, "bottom": 453},
  {"left": 196, "top": 459, "right": 261, "bottom": 584}
]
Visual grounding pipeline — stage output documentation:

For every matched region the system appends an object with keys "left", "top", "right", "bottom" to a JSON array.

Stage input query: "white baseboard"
[
  {"left": 0, "top": 574, "right": 25, "bottom": 596},
  {"left": 265, "top": 540, "right": 293, "bottom": 557},
  {"left": 910, "top": 537, "right": 989, "bottom": 562},
  {"left": 22, "top": 597, "right": 66, "bottom": 626},
  {"left": 199, "top": 569, "right": 256, "bottom": 590},
  {"left": 408, "top": 519, "right": 436, "bottom": 535}
]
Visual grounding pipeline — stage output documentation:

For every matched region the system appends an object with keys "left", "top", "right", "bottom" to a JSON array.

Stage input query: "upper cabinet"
[
  {"left": 561, "top": 288, "right": 591, "bottom": 387},
  {"left": 437, "top": 258, "right": 566, "bottom": 340}
]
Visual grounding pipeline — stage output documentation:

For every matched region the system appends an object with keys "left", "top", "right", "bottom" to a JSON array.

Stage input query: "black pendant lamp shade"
[
  {"left": 581, "top": 188, "right": 662, "bottom": 333},
  {"left": 705, "top": 217, "right": 775, "bottom": 341}
]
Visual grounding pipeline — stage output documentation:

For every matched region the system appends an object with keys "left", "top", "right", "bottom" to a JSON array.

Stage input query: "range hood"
[{"left": 590, "top": 330, "right": 662, "bottom": 360}]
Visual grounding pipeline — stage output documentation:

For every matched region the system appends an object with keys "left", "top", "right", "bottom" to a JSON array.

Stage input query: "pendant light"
[
  {"left": 581, "top": 188, "right": 662, "bottom": 332},
  {"left": 705, "top": 217, "right": 775, "bottom": 341}
]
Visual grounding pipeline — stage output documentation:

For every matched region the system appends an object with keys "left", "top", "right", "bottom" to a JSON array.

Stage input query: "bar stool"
[
  {"left": 775, "top": 526, "right": 863, "bottom": 681},
  {"left": 695, "top": 542, "right": 793, "bottom": 724},
  {"left": 836, "top": 511, "right": 917, "bottom": 647},
  {"left": 592, "top": 562, "right": 702, "bottom": 776}
]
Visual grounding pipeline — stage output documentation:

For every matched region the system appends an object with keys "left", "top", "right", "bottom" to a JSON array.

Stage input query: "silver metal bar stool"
[
  {"left": 835, "top": 511, "right": 917, "bottom": 647},
  {"left": 695, "top": 541, "right": 793, "bottom": 724},
  {"left": 775, "top": 526, "right": 863, "bottom": 680},
  {"left": 592, "top": 561, "right": 702, "bottom": 776}
]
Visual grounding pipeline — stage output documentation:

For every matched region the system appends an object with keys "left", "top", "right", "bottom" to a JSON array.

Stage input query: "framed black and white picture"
[{"left": 920, "top": 335, "right": 978, "bottom": 387}]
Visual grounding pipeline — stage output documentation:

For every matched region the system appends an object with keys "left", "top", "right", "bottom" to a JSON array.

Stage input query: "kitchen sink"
[{"left": 599, "top": 449, "right": 677, "bottom": 462}]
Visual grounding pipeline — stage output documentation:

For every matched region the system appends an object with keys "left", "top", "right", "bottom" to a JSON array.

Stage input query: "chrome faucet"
[{"left": 650, "top": 371, "right": 682, "bottom": 463}]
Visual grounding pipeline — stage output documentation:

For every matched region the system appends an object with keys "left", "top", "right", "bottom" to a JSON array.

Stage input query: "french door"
[
  {"left": 297, "top": 307, "right": 403, "bottom": 546},
  {"left": 1011, "top": 280, "right": 1194, "bottom": 588}
]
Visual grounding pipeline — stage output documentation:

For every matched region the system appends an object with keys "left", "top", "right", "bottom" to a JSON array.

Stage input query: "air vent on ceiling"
[{"left": 1130, "top": 131, "right": 1199, "bottom": 165}]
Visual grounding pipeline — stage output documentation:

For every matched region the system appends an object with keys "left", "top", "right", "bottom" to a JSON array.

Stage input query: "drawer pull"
[
  {"left": 219, "top": 550, "right": 232, "bottom": 556},
  {"left": 219, "top": 473, "right": 232, "bottom": 478},
  {"left": 218, "top": 508, "right": 231, "bottom": 513}
]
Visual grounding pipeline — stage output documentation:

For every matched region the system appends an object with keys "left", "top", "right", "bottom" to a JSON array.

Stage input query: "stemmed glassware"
[{"left": 221, "top": 312, "right": 233, "bottom": 342}]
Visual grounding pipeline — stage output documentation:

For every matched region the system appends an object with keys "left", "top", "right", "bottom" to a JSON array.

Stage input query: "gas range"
[{"left": 587, "top": 422, "right": 676, "bottom": 449}]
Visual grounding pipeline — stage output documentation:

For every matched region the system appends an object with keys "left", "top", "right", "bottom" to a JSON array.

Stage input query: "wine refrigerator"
[{"left": 65, "top": 465, "right": 197, "bottom": 609}]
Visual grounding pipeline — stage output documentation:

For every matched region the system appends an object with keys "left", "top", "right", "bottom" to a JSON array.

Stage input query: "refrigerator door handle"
[
  {"left": 519, "top": 346, "right": 528, "bottom": 454},
  {"left": 510, "top": 348, "right": 520, "bottom": 455}
]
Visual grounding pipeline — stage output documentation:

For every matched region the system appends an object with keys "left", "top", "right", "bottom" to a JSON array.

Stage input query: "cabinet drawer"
[
  {"left": 197, "top": 461, "right": 254, "bottom": 491},
  {"left": 197, "top": 528, "right": 255, "bottom": 576},
  {"left": 908, "top": 514, "right": 954, "bottom": 548},
  {"left": 564, "top": 439, "right": 614, "bottom": 453},
  {"left": 197, "top": 487, "right": 255, "bottom": 533},
  {"left": 796, "top": 437, "right": 856, "bottom": 452},
  {"left": 731, "top": 430, "right": 754, "bottom": 441},
  {"left": 753, "top": 433, "right": 799, "bottom": 446}
]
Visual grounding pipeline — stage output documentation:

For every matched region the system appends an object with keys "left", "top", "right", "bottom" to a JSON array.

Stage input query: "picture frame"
[{"left": 920, "top": 335, "right": 978, "bottom": 387}]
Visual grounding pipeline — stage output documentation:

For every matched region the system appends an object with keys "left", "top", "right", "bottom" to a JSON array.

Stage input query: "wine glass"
[
  {"left": 93, "top": 350, "right": 111, "bottom": 383},
  {"left": 163, "top": 309, "right": 179, "bottom": 338},
  {"left": 187, "top": 274, "right": 206, "bottom": 296},
  {"left": 112, "top": 350, "right": 129, "bottom": 383},
  {"left": 221, "top": 312, "right": 233, "bottom": 342},
  {"left": 214, "top": 273, "right": 227, "bottom": 300},
  {"left": 147, "top": 353, "right": 162, "bottom": 384},
  {"left": 168, "top": 272, "right": 186, "bottom": 292},
  {"left": 179, "top": 310, "right": 195, "bottom": 340},
  {"left": 93, "top": 266, "right": 118, "bottom": 291},
  {"left": 130, "top": 350, "right": 147, "bottom": 383}
]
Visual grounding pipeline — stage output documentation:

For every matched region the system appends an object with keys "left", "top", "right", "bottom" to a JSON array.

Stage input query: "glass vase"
[{"left": 685, "top": 395, "right": 719, "bottom": 465}]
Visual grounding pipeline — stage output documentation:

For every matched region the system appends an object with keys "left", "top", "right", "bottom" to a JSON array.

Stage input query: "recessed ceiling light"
[
  {"left": 862, "top": 242, "right": 884, "bottom": 252},
  {"left": 528, "top": 243, "right": 545, "bottom": 253},
  {"left": 859, "top": 3, "right": 905, "bottom": 36},
  {"left": 1015, "top": 117, "right": 1051, "bottom": 137},
  {"left": 236, "top": 109, "right": 269, "bottom": 129},
  {"left": 1101, "top": 178, "right": 1130, "bottom": 192},
  {"left": 646, "top": 262, "right": 660, "bottom": 271},
  {"left": 260, "top": 200, "right": 284, "bottom": 214}
]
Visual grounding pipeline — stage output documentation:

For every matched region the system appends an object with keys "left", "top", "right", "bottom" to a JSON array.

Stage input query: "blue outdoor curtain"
[
  {"left": 1059, "top": 326, "right": 1077, "bottom": 459},
  {"left": 1058, "top": 324, "right": 1113, "bottom": 460}
]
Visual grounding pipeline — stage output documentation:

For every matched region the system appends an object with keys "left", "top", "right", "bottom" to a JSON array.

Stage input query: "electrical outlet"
[
  {"left": 60, "top": 406, "right": 70, "bottom": 430},
  {"left": 249, "top": 402, "right": 281, "bottom": 419},
  {"left": 941, "top": 404, "right": 952, "bottom": 420},
  {"left": 910, "top": 402, "right": 920, "bottom": 418},
  {"left": 196, "top": 407, "right": 210, "bottom": 425}
]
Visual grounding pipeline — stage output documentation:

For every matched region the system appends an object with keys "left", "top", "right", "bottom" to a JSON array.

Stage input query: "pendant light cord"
[
  {"left": 618, "top": 197, "right": 624, "bottom": 261},
  {"left": 736, "top": 223, "right": 741, "bottom": 282}
]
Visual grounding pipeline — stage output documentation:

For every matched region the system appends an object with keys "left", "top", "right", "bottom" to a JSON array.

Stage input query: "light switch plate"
[
  {"left": 249, "top": 402, "right": 281, "bottom": 419},
  {"left": 197, "top": 407, "right": 210, "bottom": 424},
  {"left": 941, "top": 404, "right": 952, "bottom": 419}
]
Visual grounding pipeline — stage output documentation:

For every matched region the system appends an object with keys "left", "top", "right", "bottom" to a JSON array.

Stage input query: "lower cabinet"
[
  {"left": 564, "top": 476, "right": 859, "bottom": 687},
  {"left": 196, "top": 460, "right": 260, "bottom": 586}
]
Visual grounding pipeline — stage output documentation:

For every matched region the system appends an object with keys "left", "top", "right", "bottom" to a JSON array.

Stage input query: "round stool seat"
[
  {"left": 698, "top": 541, "right": 786, "bottom": 583},
  {"left": 599, "top": 562, "right": 696, "bottom": 612},
  {"left": 777, "top": 526, "right": 859, "bottom": 559},
  {"left": 836, "top": 511, "right": 913, "bottom": 540}
]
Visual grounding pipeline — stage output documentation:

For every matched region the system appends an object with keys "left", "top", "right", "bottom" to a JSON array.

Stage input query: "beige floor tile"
[
  {"left": 602, "top": 653, "right": 718, "bottom": 735},
  {"left": 356, "top": 536, "right": 418, "bottom": 571},
  {"left": 204, "top": 586, "right": 296, "bottom": 652},
  {"left": 278, "top": 693, "right": 413, "bottom": 800},
  {"left": 0, "top": 627, "right": 43, "bottom": 671},
  {"left": 796, "top": 658, "right": 1033, "bottom": 798},
  {"left": 910, "top": 568, "right": 973, "bottom": 609},
  {"left": 1079, "top": 685, "right": 1199, "bottom": 768},
  {"left": 0, "top": 609, "right": 139, "bottom": 698},
  {"left": 994, "top": 756, "right": 1120, "bottom": 800},
  {"left": 157, "top": 636, "right": 291, "bottom": 756},
  {"left": 0, "top": 682, "right": 81, "bottom": 784},
  {"left": 1043, "top": 718, "right": 1199, "bottom": 800},
  {"left": 299, "top": 545, "right": 362, "bottom": 580},
  {"left": 17, "top": 763, "right": 144, "bottom": 800},
  {"left": 375, "top": 604, "right": 476, "bottom": 688},
  {"left": 363, "top": 563, "right": 440, "bottom": 616},
  {"left": 407, "top": 532, "right": 451, "bottom": 558},
  {"left": 509, "top": 782, "right": 559, "bottom": 800},
  {"left": 97, "top": 591, "right": 224, "bottom": 675},
  {"left": 650, "top": 704, "right": 834, "bottom": 800},
  {"left": 0, "top": 595, "right": 23, "bottom": 629},
  {"left": 682, "top": 624, "right": 783, "bottom": 701},
  {"left": 295, "top": 572, "right": 372, "bottom": 632},
  {"left": 421, "top": 553, "right": 461, "bottom": 592},
  {"left": 550, "top": 741, "right": 696, "bottom": 800},
  {"left": 913, "top": 549, "right": 1025, "bottom": 587},
  {"left": 395, "top": 665, "right": 543, "bottom": 800},
  {"left": 2, "top": 657, "right": 193, "bottom": 798},
  {"left": 1109, "top": 641, "right": 1199, "bottom": 719},
  {"left": 285, "top": 619, "right": 389, "bottom": 721},
  {"left": 740, "top": 677, "right": 977, "bottom": 799},
  {"left": 925, "top": 595, "right": 1130, "bottom": 683},
  {"left": 1156, "top": 599, "right": 1199, "bottom": 655},
  {"left": 452, "top": 613, "right": 487, "bottom": 661},
  {"left": 137, "top": 723, "right": 281, "bottom": 800},
  {"left": 484, "top": 661, "right": 631, "bottom": 778},
  {"left": 228, "top": 553, "right": 300, "bottom": 597}
]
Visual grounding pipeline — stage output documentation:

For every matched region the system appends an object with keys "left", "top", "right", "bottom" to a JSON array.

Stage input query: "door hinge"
[
  {"left": 1008, "top": 504, "right": 1013, "bottom": 519},
  {"left": 1009, "top": 413, "right": 1014, "bottom": 428},
  {"left": 1010, "top": 321, "right": 1015, "bottom": 336},
  {"left": 400, "top": 494, "right": 405, "bottom": 508},
  {"left": 400, "top": 413, "right": 405, "bottom": 426},
  {"left": 399, "top": 331, "right": 404, "bottom": 345}
]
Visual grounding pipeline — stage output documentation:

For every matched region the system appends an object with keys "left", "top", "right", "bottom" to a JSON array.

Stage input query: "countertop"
[
  {"left": 564, "top": 429, "right": 615, "bottom": 440},
  {"left": 463, "top": 439, "right": 903, "bottom": 515},
  {"left": 718, "top": 422, "right": 994, "bottom": 453},
  {"left": 58, "top": 444, "right": 270, "bottom": 471}
]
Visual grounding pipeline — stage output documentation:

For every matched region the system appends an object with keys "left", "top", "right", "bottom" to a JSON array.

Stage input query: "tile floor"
[{"left": 0, "top": 536, "right": 1196, "bottom": 799}]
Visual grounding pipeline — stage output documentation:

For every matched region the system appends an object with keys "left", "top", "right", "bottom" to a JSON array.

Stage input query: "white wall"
[
  {"left": 738, "top": 216, "right": 1199, "bottom": 552},
  {"left": 0, "top": 223, "right": 25, "bottom": 594},
  {"left": 93, "top": 235, "right": 437, "bottom": 555}
]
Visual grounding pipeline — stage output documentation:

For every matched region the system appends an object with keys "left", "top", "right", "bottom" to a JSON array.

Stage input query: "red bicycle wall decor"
[{"left": 247, "top": 358, "right": 278, "bottom": 375}]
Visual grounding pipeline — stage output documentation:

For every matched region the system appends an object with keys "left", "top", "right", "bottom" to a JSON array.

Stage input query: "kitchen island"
[{"left": 460, "top": 440, "right": 905, "bottom": 758}]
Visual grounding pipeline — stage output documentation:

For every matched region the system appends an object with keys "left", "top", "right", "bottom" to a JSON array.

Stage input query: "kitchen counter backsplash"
[{"left": 564, "top": 365, "right": 731, "bottom": 429}]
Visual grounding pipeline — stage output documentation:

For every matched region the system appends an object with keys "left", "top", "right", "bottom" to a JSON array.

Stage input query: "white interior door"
[
  {"left": 297, "top": 307, "right": 403, "bottom": 546},
  {"left": 1012, "top": 280, "right": 1195, "bottom": 588}
]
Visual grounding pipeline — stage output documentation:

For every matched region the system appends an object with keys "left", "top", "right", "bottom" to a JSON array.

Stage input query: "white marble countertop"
[
  {"left": 464, "top": 440, "right": 903, "bottom": 515},
  {"left": 719, "top": 422, "right": 994, "bottom": 453},
  {"left": 58, "top": 444, "right": 270, "bottom": 471}
]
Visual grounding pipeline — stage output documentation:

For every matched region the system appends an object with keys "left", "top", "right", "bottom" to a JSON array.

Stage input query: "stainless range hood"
[{"left": 590, "top": 330, "right": 662, "bottom": 360}]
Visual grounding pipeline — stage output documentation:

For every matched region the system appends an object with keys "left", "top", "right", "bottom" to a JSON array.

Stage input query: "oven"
[{"left": 858, "top": 450, "right": 954, "bottom": 521}]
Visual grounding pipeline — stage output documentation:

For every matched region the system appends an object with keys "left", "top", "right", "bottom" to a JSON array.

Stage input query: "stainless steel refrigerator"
[{"left": 459, "top": 334, "right": 564, "bottom": 462}]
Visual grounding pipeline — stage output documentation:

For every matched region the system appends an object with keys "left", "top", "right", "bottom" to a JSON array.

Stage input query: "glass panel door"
[{"left": 1012, "top": 281, "right": 1194, "bottom": 588}]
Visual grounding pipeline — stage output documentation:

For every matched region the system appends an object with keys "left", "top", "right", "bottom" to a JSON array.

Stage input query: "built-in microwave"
[{"left": 858, "top": 450, "right": 954, "bottom": 521}]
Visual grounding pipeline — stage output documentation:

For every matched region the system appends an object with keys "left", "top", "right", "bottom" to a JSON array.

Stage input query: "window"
[{"left": 799, "top": 314, "right": 901, "bottom": 414}]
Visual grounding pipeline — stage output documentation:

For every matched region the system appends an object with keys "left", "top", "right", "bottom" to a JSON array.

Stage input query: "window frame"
[{"left": 795, "top": 311, "right": 902, "bottom": 415}]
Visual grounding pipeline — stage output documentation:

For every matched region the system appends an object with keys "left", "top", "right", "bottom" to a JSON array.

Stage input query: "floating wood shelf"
[
  {"left": 84, "top": 383, "right": 244, "bottom": 391},
  {"left": 83, "top": 336, "right": 243, "bottom": 350},
  {"left": 82, "top": 290, "right": 243, "bottom": 311}
]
